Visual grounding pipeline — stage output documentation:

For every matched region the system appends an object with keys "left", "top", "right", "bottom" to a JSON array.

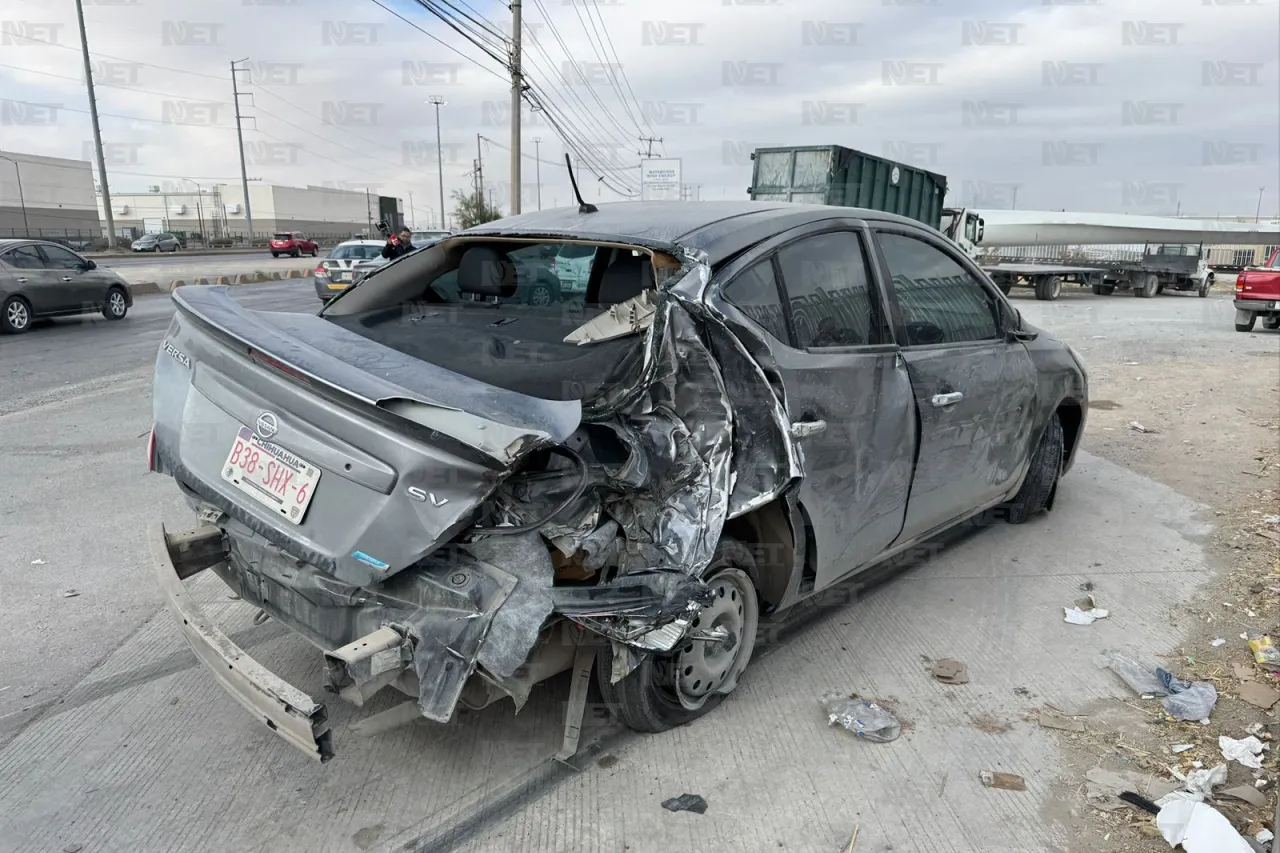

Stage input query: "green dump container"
[{"left": 747, "top": 145, "right": 947, "bottom": 230}]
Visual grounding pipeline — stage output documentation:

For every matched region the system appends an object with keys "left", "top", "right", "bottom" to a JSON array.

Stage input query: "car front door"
[
  {"left": 869, "top": 226, "right": 1039, "bottom": 542},
  {"left": 38, "top": 244, "right": 101, "bottom": 311},
  {"left": 712, "top": 222, "right": 916, "bottom": 591},
  {"left": 1, "top": 244, "right": 59, "bottom": 313}
]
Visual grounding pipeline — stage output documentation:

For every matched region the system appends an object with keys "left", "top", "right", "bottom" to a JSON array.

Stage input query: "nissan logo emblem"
[{"left": 255, "top": 412, "right": 279, "bottom": 439}]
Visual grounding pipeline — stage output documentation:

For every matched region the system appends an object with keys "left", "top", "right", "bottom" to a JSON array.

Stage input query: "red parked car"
[
  {"left": 1234, "top": 248, "right": 1280, "bottom": 332},
  {"left": 270, "top": 232, "right": 319, "bottom": 258}
]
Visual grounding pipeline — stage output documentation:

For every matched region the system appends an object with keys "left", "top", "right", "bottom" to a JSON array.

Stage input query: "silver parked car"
[
  {"left": 148, "top": 201, "right": 1087, "bottom": 762},
  {"left": 312, "top": 239, "right": 386, "bottom": 301},
  {"left": 131, "top": 232, "right": 181, "bottom": 253},
  {"left": 0, "top": 239, "right": 133, "bottom": 334}
]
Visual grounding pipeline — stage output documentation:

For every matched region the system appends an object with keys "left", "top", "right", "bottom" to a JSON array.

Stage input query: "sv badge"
[{"left": 406, "top": 487, "right": 448, "bottom": 507}]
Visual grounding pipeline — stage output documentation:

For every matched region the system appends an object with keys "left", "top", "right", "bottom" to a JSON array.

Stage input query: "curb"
[{"left": 153, "top": 268, "right": 312, "bottom": 293}]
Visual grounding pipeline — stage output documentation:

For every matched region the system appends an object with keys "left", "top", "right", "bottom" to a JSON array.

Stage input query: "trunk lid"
[
  {"left": 153, "top": 285, "right": 581, "bottom": 587},
  {"left": 1238, "top": 251, "right": 1280, "bottom": 299}
]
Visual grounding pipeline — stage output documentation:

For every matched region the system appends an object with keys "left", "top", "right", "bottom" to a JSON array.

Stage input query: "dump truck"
[{"left": 748, "top": 147, "right": 1213, "bottom": 300}]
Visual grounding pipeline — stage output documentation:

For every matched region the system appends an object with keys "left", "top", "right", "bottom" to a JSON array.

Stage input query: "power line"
[
  {"left": 366, "top": 0, "right": 509, "bottom": 84},
  {"left": 0, "top": 61, "right": 233, "bottom": 106},
  {"left": 568, "top": 0, "right": 645, "bottom": 138}
]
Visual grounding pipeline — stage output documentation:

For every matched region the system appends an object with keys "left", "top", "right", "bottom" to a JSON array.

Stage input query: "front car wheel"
[
  {"left": 103, "top": 287, "right": 129, "bottom": 320},
  {"left": 999, "top": 413, "right": 1063, "bottom": 524},
  {"left": 596, "top": 539, "right": 759, "bottom": 733}
]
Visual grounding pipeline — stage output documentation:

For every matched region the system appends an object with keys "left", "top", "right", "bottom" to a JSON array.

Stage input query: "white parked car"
[{"left": 311, "top": 240, "right": 385, "bottom": 301}]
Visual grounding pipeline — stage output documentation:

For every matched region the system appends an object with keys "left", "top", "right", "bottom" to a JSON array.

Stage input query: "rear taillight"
[
  {"left": 314, "top": 265, "right": 326, "bottom": 276},
  {"left": 248, "top": 348, "right": 312, "bottom": 385},
  {"left": 147, "top": 427, "right": 156, "bottom": 472},
  {"left": 1237, "top": 273, "right": 1246, "bottom": 291}
]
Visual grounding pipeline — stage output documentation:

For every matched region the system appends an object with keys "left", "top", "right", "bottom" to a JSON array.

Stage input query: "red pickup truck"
[{"left": 1235, "top": 248, "right": 1280, "bottom": 332}]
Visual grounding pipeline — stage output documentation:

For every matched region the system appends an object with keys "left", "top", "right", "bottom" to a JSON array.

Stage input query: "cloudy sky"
[{"left": 1, "top": 0, "right": 1276, "bottom": 226}]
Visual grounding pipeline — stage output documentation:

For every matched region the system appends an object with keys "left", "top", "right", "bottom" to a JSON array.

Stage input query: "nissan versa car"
[
  {"left": 1, "top": 239, "right": 133, "bottom": 334},
  {"left": 147, "top": 201, "right": 1087, "bottom": 762}
]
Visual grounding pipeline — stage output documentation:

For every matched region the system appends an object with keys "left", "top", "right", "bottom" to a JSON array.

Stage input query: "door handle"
[
  {"left": 16, "top": 277, "right": 27, "bottom": 283},
  {"left": 931, "top": 392, "right": 964, "bottom": 407},
  {"left": 789, "top": 420, "right": 827, "bottom": 439},
  {"left": 61, "top": 276, "right": 73, "bottom": 282}
]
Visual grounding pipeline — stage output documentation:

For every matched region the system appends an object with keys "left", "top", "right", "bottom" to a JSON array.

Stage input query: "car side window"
[
  {"left": 722, "top": 260, "right": 789, "bottom": 342},
  {"left": 876, "top": 231, "right": 1001, "bottom": 345},
  {"left": 39, "top": 245, "right": 85, "bottom": 270},
  {"left": 776, "top": 231, "right": 885, "bottom": 348},
  {"left": 2, "top": 246, "right": 44, "bottom": 269}
]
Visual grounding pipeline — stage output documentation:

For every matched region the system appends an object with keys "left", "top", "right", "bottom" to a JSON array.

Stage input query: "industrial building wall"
[
  {"left": 0, "top": 150, "right": 101, "bottom": 240},
  {"left": 212, "top": 184, "right": 369, "bottom": 242}
]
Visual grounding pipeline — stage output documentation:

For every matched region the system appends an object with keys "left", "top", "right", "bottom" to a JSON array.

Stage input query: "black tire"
[
  {"left": 1156, "top": 283, "right": 1165, "bottom": 295},
  {"left": 999, "top": 413, "right": 1063, "bottom": 525},
  {"left": 1133, "top": 272, "right": 1158, "bottom": 298},
  {"left": 1263, "top": 316, "right": 1280, "bottom": 330},
  {"left": 1034, "top": 275, "right": 1062, "bottom": 301},
  {"left": 310, "top": 247, "right": 318, "bottom": 257},
  {"left": 595, "top": 539, "right": 759, "bottom": 734},
  {"left": 1199, "top": 276, "right": 1212, "bottom": 298},
  {"left": 272, "top": 253, "right": 279, "bottom": 258},
  {"left": 1, "top": 295, "right": 32, "bottom": 334},
  {"left": 291, "top": 250, "right": 301, "bottom": 258},
  {"left": 1236, "top": 313, "right": 1257, "bottom": 333},
  {"left": 102, "top": 286, "right": 128, "bottom": 321}
]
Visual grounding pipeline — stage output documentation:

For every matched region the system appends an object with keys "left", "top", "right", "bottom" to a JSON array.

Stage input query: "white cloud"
[{"left": 0, "top": 0, "right": 1275, "bottom": 218}]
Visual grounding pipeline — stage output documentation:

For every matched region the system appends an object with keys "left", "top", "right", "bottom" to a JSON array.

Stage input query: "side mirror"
[{"left": 81, "top": 259, "right": 96, "bottom": 270}]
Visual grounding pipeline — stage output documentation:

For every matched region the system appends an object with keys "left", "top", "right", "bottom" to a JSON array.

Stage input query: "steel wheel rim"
[
  {"left": 6, "top": 301, "right": 28, "bottom": 328},
  {"left": 109, "top": 292, "right": 126, "bottom": 315},
  {"left": 669, "top": 568, "right": 758, "bottom": 711}
]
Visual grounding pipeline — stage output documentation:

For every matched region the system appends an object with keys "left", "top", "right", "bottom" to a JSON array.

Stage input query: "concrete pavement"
[{"left": 0, "top": 288, "right": 1269, "bottom": 853}]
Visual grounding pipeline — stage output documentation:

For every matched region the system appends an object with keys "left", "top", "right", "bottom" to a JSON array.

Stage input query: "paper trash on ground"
[
  {"left": 1065, "top": 596, "right": 1110, "bottom": 625},
  {"left": 1156, "top": 797, "right": 1255, "bottom": 853},
  {"left": 1219, "top": 735, "right": 1266, "bottom": 769}
]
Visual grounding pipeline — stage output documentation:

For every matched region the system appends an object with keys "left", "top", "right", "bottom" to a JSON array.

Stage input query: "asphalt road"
[
  {"left": 0, "top": 284, "right": 1272, "bottom": 853},
  {"left": 99, "top": 252, "right": 321, "bottom": 269}
]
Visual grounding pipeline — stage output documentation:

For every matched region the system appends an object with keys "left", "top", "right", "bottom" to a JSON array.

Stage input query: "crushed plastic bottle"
[{"left": 821, "top": 694, "right": 902, "bottom": 743}]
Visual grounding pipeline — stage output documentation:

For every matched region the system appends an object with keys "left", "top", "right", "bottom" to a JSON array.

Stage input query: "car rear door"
[
  {"left": 868, "top": 225, "right": 1039, "bottom": 542},
  {"left": 1, "top": 244, "right": 60, "bottom": 312},
  {"left": 711, "top": 220, "right": 916, "bottom": 591}
]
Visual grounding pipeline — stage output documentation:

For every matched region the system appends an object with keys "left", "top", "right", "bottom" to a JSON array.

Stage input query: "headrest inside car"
[
  {"left": 597, "top": 251, "right": 652, "bottom": 305},
  {"left": 458, "top": 246, "right": 516, "bottom": 298}
]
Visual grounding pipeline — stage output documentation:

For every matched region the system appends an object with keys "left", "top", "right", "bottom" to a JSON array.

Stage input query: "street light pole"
[
  {"left": 533, "top": 137, "right": 542, "bottom": 210},
  {"left": 74, "top": 0, "right": 115, "bottom": 249},
  {"left": 428, "top": 97, "right": 447, "bottom": 230},
  {"left": 1257, "top": 186, "right": 1265, "bottom": 224},
  {"left": 0, "top": 155, "right": 31, "bottom": 236}
]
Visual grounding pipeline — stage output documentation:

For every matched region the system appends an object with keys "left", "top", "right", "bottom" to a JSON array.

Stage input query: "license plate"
[
  {"left": 221, "top": 426, "right": 320, "bottom": 524},
  {"left": 338, "top": 272, "right": 352, "bottom": 282}
]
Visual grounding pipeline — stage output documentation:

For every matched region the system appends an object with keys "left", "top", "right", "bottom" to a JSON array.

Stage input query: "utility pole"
[
  {"left": 365, "top": 188, "right": 373, "bottom": 234},
  {"left": 409, "top": 192, "right": 415, "bottom": 228},
  {"left": 230, "top": 59, "right": 255, "bottom": 245},
  {"left": 509, "top": 0, "right": 523, "bottom": 215},
  {"left": 638, "top": 136, "right": 662, "bottom": 158},
  {"left": 1257, "top": 187, "right": 1265, "bottom": 223},
  {"left": 0, "top": 156, "right": 30, "bottom": 236},
  {"left": 475, "top": 134, "right": 484, "bottom": 208},
  {"left": 76, "top": 0, "right": 115, "bottom": 249},
  {"left": 533, "top": 137, "right": 542, "bottom": 210},
  {"left": 428, "top": 96, "right": 447, "bottom": 230}
]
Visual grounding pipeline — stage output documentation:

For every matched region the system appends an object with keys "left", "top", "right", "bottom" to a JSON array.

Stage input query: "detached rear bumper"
[{"left": 148, "top": 522, "right": 335, "bottom": 763}]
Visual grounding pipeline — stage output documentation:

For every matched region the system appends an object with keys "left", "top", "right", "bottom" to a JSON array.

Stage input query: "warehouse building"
[
  {"left": 0, "top": 149, "right": 101, "bottom": 245},
  {"left": 98, "top": 183, "right": 402, "bottom": 246}
]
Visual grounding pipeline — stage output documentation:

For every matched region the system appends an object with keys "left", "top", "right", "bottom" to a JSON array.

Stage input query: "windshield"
[{"left": 330, "top": 244, "right": 382, "bottom": 260}]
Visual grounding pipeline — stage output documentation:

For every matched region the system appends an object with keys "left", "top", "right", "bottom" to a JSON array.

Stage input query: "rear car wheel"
[
  {"left": 1263, "top": 316, "right": 1280, "bottom": 330},
  {"left": 102, "top": 287, "right": 128, "bottom": 321},
  {"left": 526, "top": 281, "right": 556, "bottom": 307},
  {"left": 596, "top": 539, "right": 759, "bottom": 733},
  {"left": 1199, "top": 276, "right": 1212, "bottom": 298},
  {"left": 999, "top": 413, "right": 1063, "bottom": 524},
  {"left": 1236, "top": 310, "right": 1257, "bottom": 332},
  {"left": 1, "top": 295, "right": 32, "bottom": 334},
  {"left": 272, "top": 253, "right": 280, "bottom": 258}
]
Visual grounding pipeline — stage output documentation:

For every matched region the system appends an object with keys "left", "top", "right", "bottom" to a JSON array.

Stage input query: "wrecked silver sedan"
[{"left": 148, "top": 201, "right": 1088, "bottom": 761}]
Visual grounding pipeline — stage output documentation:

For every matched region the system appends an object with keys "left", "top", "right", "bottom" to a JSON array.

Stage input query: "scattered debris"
[
  {"left": 1079, "top": 580, "right": 1095, "bottom": 591},
  {"left": 930, "top": 659, "right": 969, "bottom": 685},
  {"left": 1156, "top": 797, "right": 1255, "bottom": 852},
  {"left": 1213, "top": 638, "right": 1227, "bottom": 647},
  {"left": 1220, "top": 785, "right": 1268, "bottom": 808},
  {"left": 1099, "top": 650, "right": 1218, "bottom": 720},
  {"left": 1263, "top": 515, "right": 1280, "bottom": 525},
  {"left": 979, "top": 771, "right": 1026, "bottom": 791},
  {"left": 1172, "top": 744, "right": 1195, "bottom": 754},
  {"left": 661, "top": 793, "right": 707, "bottom": 815},
  {"left": 62, "top": 845, "right": 83, "bottom": 853},
  {"left": 1086, "top": 767, "right": 1182, "bottom": 813},
  {"left": 1238, "top": 680, "right": 1280, "bottom": 711},
  {"left": 971, "top": 713, "right": 1013, "bottom": 734},
  {"left": 841, "top": 824, "right": 859, "bottom": 853},
  {"left": 1249, "top": 635, "right": 1280, "bottom": 671},
  {"left": 1179, "top": 764, "right": 1229, "bottom": 800},
  {"left": 1220, "top": 735, "right": 1266, "bottom": 769},
  {"left": 1128, "top": 421, "right": 1158, "bottom": 434},
  {"left": 1038, "top": 710, "right": 1086, "bottom": 733},
  {"left": 61, "top": 589, "right": 80, "bottom": 599},
  {"left": 31, "top": 559, "right": 46, "bottom": 566},
  {"left": 821, "top": 694, "right": 901, "bottom": 743},
  {"left": 1065, "top": 595, "right": 1110, "bottom": 625},
  {"left": 597, "top": 754, "right": 618, "bottom": 769},
  {"left": 1119, "top": 791, "right": 1161, "bottom": 814},
  {"left": 1257, "top": 828, "right": 1275, "bottom": 844}
]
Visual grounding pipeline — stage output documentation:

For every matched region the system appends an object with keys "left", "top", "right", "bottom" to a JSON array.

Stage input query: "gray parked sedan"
[
  {"left": 131, "top": 232, "right": 181, "bottom": 253},
  {"left": 0, "top": 239, "right": 133, "bottom": 334},
  {"left": 147, "top": 201, "right": 1087, "bottom": 762}
]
